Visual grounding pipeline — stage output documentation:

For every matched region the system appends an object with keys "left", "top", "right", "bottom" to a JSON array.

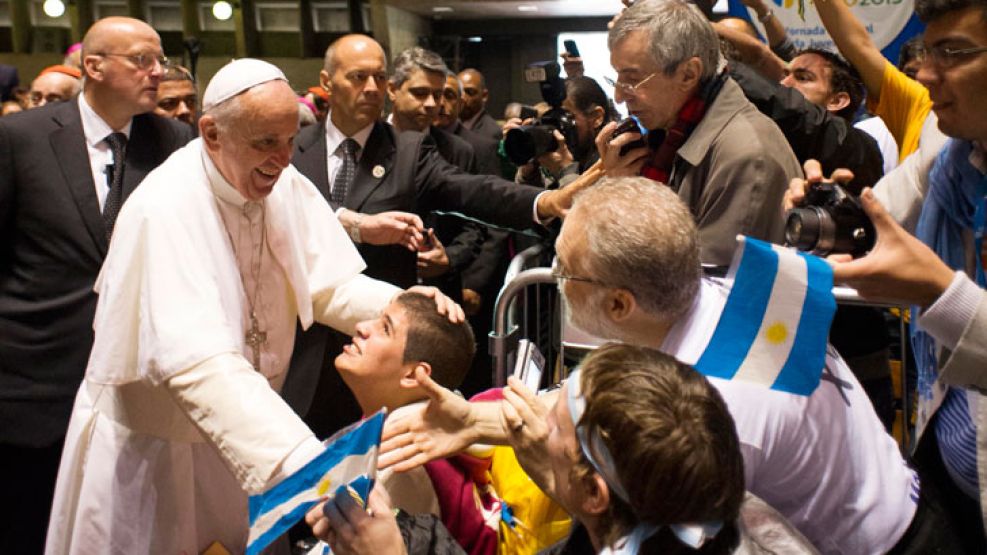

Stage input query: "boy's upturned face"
[{"left": 336, "top": 301, "right": 412, "bottom": 388}]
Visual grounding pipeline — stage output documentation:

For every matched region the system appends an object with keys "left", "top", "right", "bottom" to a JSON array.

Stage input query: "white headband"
[{"left": 566, "top": 368, "right": 723, "bottom": 552}]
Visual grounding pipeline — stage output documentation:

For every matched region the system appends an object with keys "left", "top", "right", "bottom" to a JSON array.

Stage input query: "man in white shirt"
[{"left": 45, "top": 58, "right": 460, "bottom": 555}]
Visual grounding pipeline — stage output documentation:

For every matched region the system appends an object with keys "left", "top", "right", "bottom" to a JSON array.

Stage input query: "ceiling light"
[
  {"left": 517, "top": 5, "right": 538, "bottom": 12},
  {"left": 42, "top": 0, "right": 65, "bottom": 18},
  {"left": 432, "top": 6, "right": 453, "bottom": 12},
  {"left": 467, "top": 36, "right": 483, "bottom": 43},
  {"left": 212, "top": 0, "right": 233, "bottom": 20}
]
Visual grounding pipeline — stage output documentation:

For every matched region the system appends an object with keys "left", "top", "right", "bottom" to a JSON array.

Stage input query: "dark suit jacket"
[
  {"left": 427, "top": 126, "right": 486, "bottom": 277},
  {"left": 0, "top": 100, "right": 193, "bottom": 447},
  {"left": 0, "top": 64, "right": 19, "bottom": 102},
  {"left": 730, "top": 63, "right": 884, "bottom": 191},
  {"left": 448, "top": 120, "right": 502, "bottom": 178},
  {"left": 284, "top": 120, "right": 542, "bottom": 417},
  {"left": 468, "top": 110, "right": 503, "bottom": 142}
]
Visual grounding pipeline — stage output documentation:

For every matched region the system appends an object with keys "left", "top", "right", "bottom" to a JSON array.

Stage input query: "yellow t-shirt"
[
  {"left": 866, "top": 61, "right": 933, "bottom": 162},
  {"left": 488, "top": 446, "right": 572, "bottom": 554}
]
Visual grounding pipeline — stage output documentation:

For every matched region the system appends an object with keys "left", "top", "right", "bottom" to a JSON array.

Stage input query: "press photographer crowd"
[{"left": 1, "top": 0, "right": 985, "bottom": 552}]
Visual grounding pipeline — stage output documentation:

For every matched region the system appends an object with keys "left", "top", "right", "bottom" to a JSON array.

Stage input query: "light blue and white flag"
[
  {"left": 694, "top": 237, "right": 835, "bottom": 396},
  {"left": 245, "top": 410, "right": 386, "bottom": 555}
]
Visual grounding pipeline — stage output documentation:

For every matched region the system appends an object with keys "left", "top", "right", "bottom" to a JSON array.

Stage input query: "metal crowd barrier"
[{"left": 489, "top": 258, "right": 915, "bottom": 451}]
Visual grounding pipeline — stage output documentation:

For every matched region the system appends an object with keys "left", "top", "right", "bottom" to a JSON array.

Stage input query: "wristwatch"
[
  {"left": 759, "top": 8, "right": 773, "bottom": 22},
  {"left": 348, "top": 212, "right": 363, "bottom": 243}
]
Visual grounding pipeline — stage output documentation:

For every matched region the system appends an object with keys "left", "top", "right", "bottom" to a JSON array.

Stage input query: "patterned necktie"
[
  {"left": 102, "top": 132, "right": 128, "bottom": 238},
  {"left": 331, "top": 138, "right": 359, "bottom": 208}
]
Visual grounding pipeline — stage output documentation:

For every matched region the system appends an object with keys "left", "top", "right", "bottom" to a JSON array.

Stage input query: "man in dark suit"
[
  {"left": 285, "top": 34, "right": 582, "bottom": 435},
  {"left": 459, "top": 68, "right": 504, "bottom": 142},
  {"left": 436, "top": 71, "right": 502, "bottom": 177},
  {"left": 436, "top": 69, "right": 512, "bottom": 394},
  {"left": 0, "top": 17, "right": 192, "bottom": 553},
  {"left": 386, "top": 46, "right": 486, "bottom": 305}
]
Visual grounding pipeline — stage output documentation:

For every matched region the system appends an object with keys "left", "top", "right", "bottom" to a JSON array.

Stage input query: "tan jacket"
[{"left": 669, "top": 77, "right": 802, "bottom": 266}]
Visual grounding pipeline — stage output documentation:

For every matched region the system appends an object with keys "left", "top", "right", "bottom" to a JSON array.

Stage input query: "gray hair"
[
  {"left": 203, "top": 93, "right": 242, "bottom": 133},
  {"left": 571, "top": 176, "right": 700, "bottom": 321},
  {"left": 446, "top": 69, "right": 463, "bottom": 97},
  {"left": 608, "top": 0, "right": 721, "bottom": 81},
  {"left": 390, "top": 47, "right": 448, "bottom": 88}
]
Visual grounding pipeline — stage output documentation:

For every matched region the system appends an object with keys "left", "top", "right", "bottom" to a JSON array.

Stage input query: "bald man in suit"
[{"left": 0, "top": 17, "right": 192, "bottom": 552}]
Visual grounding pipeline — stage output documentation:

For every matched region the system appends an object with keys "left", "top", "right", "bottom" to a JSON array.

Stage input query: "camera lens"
[
  {"left": 786, "top": 207, "right": 835, "bottom": 254},
  {"left": 504, "top": 125, "right": 560, "bottom": 166}
]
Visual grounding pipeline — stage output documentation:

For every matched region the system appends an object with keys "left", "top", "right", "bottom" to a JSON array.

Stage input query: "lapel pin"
[{"left": 372, "top": 165, "right": 385, "bottom": 179}]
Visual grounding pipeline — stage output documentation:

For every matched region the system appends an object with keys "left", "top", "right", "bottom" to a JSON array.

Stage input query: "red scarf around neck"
[{"left": 641, "top": 71, "right": 727, "bottom": 185}]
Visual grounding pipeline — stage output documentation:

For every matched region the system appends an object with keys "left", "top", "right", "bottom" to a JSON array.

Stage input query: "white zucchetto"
[{"left": 202, "top": 58, "right": 288, "bottom": 112}]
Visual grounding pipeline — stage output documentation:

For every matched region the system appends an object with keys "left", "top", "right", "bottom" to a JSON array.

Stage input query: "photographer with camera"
[
  {"left": 785, "top": 0, "right": 987, "bottom": 546},
  {"left": 504, "top": 70, "right": 616, "bottom": 190},
  {"left": 597, "top": 0, "right": 802, "bottom": 267}
]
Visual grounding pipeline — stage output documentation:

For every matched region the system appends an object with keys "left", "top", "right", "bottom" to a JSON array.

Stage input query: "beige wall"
[{"left": 368, "top": 0, "right": 432, "bottom": 61}]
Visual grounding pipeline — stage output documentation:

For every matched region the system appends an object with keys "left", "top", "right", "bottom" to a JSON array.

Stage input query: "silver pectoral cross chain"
[{"left": 245, "top": 311, "right": 267, "bottom": 371}]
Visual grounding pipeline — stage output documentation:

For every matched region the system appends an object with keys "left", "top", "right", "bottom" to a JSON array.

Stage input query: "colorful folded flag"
[
  {"left": 246, "top": 410, "right": 386, "bottom": 555},
  {"left": 694, "top": 237, "right": 835, "bottom": 396}
]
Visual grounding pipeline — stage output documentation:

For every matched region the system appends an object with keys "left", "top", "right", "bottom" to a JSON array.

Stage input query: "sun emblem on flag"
[
  {"left": 316, "top": 476, "right": 333, "bottom": 496},
  {"left": 764, "top": 321, "right": 789, "bottom": 345}
]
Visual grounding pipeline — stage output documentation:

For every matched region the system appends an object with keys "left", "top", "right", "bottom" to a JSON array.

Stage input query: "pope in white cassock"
[{"left": 45, "top": 59, "right": 458, "bottom": 554}]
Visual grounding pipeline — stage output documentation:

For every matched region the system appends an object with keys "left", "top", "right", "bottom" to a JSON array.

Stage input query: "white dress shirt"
[
  {"left": 77, "top": 94, "right": 132, "bottom": 211},
  {"left": 324, "top": 111, "right": 374, "bottom": 201}
]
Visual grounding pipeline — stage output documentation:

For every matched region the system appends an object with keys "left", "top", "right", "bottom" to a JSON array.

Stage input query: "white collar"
[
  {"left": 659, "top": 279, "right": 726, "bottom": 365},
  {"left": 78, "top": 93, "right": 133, "bottom": 148},
  {"left": 324, "top": 111, "right": 374, "bottom": 155}
]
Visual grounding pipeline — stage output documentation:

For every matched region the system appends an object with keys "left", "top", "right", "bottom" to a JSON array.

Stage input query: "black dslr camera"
[
  {"left": 785, "top": 182, "right": 875, "bottom": 257},
  {"left": 503, "top": 61, "right": 579, "bottom": 166}
]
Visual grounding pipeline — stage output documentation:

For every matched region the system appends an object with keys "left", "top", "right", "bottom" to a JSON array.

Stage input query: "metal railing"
[{"left": 489, "top": 261, "right": 915, "bottom": 450}]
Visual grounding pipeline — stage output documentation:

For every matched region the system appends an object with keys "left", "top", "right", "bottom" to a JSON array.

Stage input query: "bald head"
[
  {"left": 81, "top": 17, "right": 158, "bottom": 61},
  {"left": 457, "top": 68, "right": 488, "bottom": 121},
  {"left": 30, "top": 71, "right": 81, "bottom": 108},
  {"left": 79, "top": 17, "right": 164, "bottom": 129},
  {"left": 321, "top": 34, "right": 388, "bottom": 136},
  {"left": 323, "top": 34, "right": 387, "bottom": 79}
]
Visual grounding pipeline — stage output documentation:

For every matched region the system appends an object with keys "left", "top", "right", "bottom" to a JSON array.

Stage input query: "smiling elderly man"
[{"left": 45, "top": 58, "right": 461, "bottom": 555}]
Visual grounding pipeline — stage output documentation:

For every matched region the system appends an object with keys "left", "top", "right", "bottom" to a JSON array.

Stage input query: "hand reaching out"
[
  {"left": 360, "top": 211, "right": 425, "bottom": 251},
  {"left": 403, "top": 285, "right": 465, "bottom": 323},
  {"left": 378, "top": 366, "right": 482, "bottom": 472}
]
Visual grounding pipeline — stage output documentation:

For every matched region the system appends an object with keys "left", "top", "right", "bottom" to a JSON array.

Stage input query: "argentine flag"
[
  {"left": 246, "top": 410, "right": 386, "bottom": 555},
  {"left": 694, "top": 237, "right": 835, "bottom": 396}
]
